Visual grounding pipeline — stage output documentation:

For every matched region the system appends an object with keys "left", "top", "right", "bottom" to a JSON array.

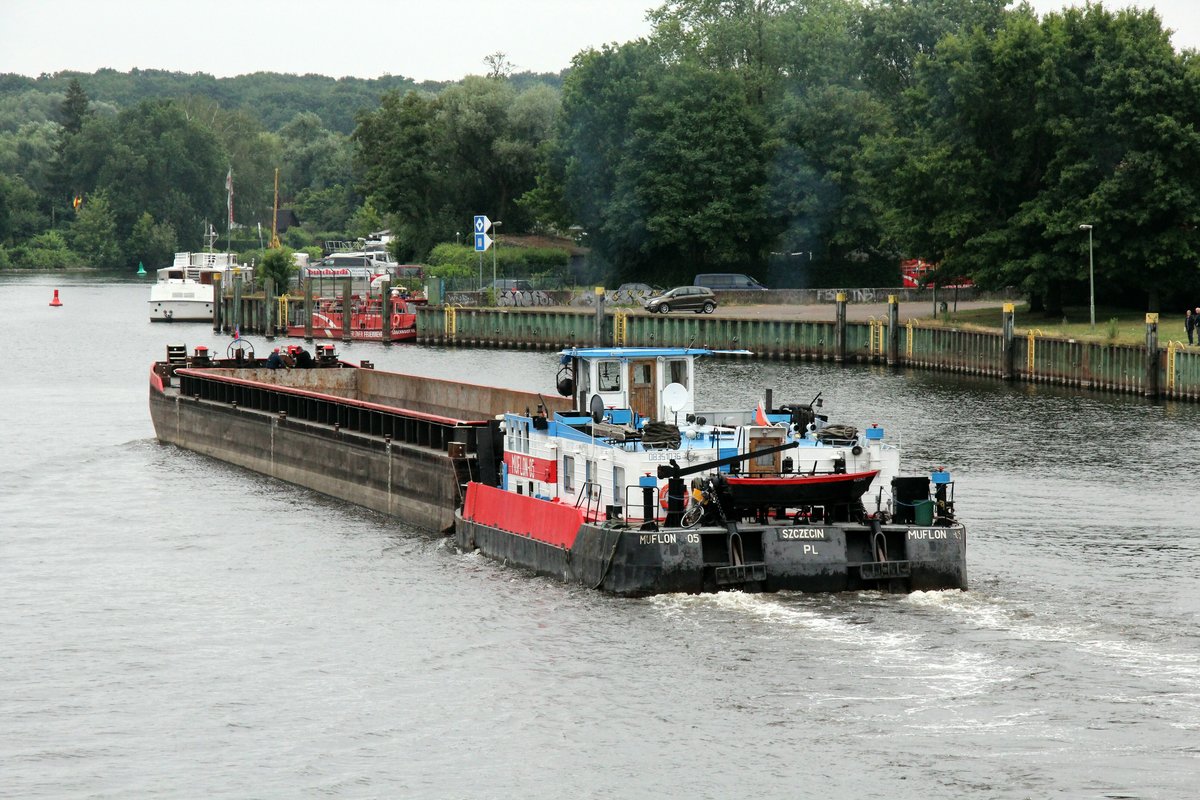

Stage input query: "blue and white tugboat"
[{"left": 455, "top": 347, "right": 966, "bottom": 596}]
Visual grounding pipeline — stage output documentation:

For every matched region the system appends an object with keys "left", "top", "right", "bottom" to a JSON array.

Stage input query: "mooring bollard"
[
  {"left": 1002, "top": 302, "right": 1016, "bottom": 380},
  {"left": 231, "top": 267, "right": 243, "bottom": 333},
  {"left": 1145, "top": 313, "right": 1160, "bottom": 398},
  {"left": 380, "top": 280, "right": 392, "bottom": 345},
  {"left": 304, "top": 277, "right": 314, "bottom": 342},
  {"left": 887, "top": 295, "right": 900, "bottom": 366},
  {"left": 342, "top": 277, "right": 353, "bottom": 343},
  {"left": 265, "top": 277, "right": 276, "bottom": 341},
  {"left": 594, "top": 286, "right": 605, "bottom": 346},
  {"left": 834, "top": 292, "right": 847, "bottom": 363},
  {"left": 212, "top": 272, "right": 222, "bottom": 333}
]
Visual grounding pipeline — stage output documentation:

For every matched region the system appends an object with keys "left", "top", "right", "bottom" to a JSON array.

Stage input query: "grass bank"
[{"left": 915, "top": 304, "right": 1183, "bottom": 347}]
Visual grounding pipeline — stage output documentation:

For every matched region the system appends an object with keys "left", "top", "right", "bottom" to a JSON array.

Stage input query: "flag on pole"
[
  {"left": 225, "top": 168, "right": 234, "bottom": 225},
  {"left": 754, "top": 401, "right": 770, "bottom": 426}
]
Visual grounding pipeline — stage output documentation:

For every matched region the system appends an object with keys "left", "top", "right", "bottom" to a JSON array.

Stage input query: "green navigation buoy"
[{"left": 137, "top": 261, "right": 146, "bottom": 275}]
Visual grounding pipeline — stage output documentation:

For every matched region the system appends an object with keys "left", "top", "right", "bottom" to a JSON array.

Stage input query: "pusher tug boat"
[{"left": 456, "top": 347, "right": 966, "bottom": 596}]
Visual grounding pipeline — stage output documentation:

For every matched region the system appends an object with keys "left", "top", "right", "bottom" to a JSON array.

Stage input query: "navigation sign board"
[
  {"left": 474, "top": 214, "right": 492, "bottom": 235},
  {"left": 474, "top": 232, "right": 493, "bottom": 252}
]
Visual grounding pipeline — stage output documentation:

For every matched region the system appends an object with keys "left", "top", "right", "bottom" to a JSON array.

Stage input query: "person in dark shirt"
[
  {"left": 1187, "top": 309, "right": 1195, "bottom": 345},
  {"left": 293, "top": 347, "right": 315, "bottom": 368},
  {"left": 266, "top": 348, "right": 289, "bottom": 369}
]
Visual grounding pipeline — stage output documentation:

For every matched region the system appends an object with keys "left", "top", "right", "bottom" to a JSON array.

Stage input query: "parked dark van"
[{"left": 693, "top": 273, "right": 768, "bottom": 291}]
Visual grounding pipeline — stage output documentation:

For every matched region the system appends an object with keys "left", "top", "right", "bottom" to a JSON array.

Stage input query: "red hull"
[
  {"left": 286, "top": 322, "right": 416, "bottom": 342},
  {"left": 287, "top": 304, "right": 417, "bottom": 342}
]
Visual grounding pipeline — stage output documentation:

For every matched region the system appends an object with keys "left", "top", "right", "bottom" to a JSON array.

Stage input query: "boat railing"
[
  {"left": 575, "top": 480, "right": 605, "bottom": 522},
  {"left": 617, "top": 483, "right": 666, "bottom": 525}
]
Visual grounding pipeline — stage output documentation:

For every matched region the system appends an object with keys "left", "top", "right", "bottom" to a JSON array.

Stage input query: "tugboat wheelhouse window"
[
  {"left": 563, "top": 455, "right": 575, "bottom": 491},
  {"left": 666, "top": 358, "right": 689, "bottom": 388},
  {"left": 507, "top": 418, "right": 530, "bottom": 454},
  {"left": 598, "top": 361, "right": 622, "bottom": 392}
]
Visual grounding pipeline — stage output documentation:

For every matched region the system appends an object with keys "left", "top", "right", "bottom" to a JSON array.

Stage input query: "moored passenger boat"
[
  {"left": 148, "top": 226, "right": 252, "bottom": 322},
  {"left": 456, "top": 347, "right": 967, "bottom": 596}
]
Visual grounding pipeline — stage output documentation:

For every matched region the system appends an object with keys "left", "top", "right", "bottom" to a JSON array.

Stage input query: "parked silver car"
[{"left": 643, "top": 286, "right": 718, "bottom": 314}]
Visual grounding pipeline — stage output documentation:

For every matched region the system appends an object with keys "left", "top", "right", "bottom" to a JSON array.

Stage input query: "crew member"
[
  {"left": 266, "top": 348, "right": 288, "bottom": 369},
  {"left": 293, "top": 347, "right": 315, "bottom": 368}
]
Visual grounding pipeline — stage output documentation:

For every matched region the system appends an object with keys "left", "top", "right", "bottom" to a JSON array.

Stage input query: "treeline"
[
  {"left": 0, "top": 62, "right": 563, "bottom": 273},
  {"left": 355, "top": 0, "right": 1200, "bottom": 309},
  {"left": 0, "top": 69, "right": 438, "bottom": 135},
  {"left": 4, "top": 1, "right": 1200, "bottom": 311}
]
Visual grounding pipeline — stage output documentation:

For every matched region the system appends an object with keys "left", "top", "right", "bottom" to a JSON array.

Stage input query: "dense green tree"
[
  {"left": 354, "top": 90, "right": 442, "bottom": 259},
  {"left": 62, "top": 99, "right": 225, "bottom": 250},
  {"left": 68, "top": 190, "right": 122, "bottom": 267},
  {"left": 562, "top": 51, "right": 772, "bottom": 283},
  {"left": 346, "top": 197, "right": 384, "bottom": 239},
  {"left": 258, "top": 246, "right": 296, "bottom": 295},
  {"left": 0, "top": 122, "right": 56, "bottom": 199},
  {"left": 0, "top": 89, "right": 63, "bottom": 134},
  {"left": 127, "top": 212, "right": 178, "bottom": 268},
  {"left": 292, "top": 185, "right": 356, "bottom": 233},
  {"left": 559, "top": 43, "right": 660, "bottom": 251},
  {"left": 855, "top": 0, "right": 1008, "bottom": 109},
  {"left": 59, "top": 78, "right": 92, "bottom": 134},
  {"left": 770, "top": 84, "right": 894, "bottom": 263},
  {"left": 876, "top": 4, "right": 1200, "bottom": 310},
  {"left": 0, "top": 174, "right": 47, "bottom": 246},
  {"left": 176, "top": 95, "right": 282, "bottom": 231},
  {"left": 278, "top": 112, "right": 352, "bottom": 193},
  {"left": 15, "top": 229, "right": 76, "bottom": 268},
  {"left": 46, "top": 80, "right": 93, "bottom": 217},
  {"left": 355, "top": 78, "right": 556, "bottom": 259}
]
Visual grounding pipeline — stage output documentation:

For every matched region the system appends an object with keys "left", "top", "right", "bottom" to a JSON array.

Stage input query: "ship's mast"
[
  {"left": 270, "top": 168, "right": 281, "bottom": 249},
  {"left": 226, "top": 167, "right": 234, "bottom": 254}
]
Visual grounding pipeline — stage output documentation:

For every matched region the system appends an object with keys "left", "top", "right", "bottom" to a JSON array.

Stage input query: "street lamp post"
[
  {"left": 1079, "top": 223, "right": 1094, "bottom": 329},
  {"left": 492, "top": 221, "right": 502, "bottom": 291}
]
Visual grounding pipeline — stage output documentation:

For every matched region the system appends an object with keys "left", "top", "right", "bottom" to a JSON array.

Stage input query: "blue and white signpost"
[{"left": 473, "top": 214, "right": 492, "bottom": 292}]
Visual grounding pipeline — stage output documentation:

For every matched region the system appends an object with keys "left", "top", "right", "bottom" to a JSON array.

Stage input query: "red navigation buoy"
[{"left": 49, "top": 289, "right": 62, "bottom": 307}]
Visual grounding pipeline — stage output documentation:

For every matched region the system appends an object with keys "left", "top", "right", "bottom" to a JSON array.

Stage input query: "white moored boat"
[{"left": 148, "top": 227, "right": 251, "bottom": 322}]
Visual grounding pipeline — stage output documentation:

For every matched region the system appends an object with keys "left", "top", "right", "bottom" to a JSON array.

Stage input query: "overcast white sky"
[{"left": 0, "top": 1, "right": 1195, "bottom": 82}]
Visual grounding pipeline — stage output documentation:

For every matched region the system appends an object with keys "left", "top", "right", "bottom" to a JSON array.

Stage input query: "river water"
[{"left": 3, "top": 275, "right": 1198, "bottom": 799}]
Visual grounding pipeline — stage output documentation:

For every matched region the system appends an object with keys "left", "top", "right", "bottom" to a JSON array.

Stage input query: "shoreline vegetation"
[{"left": 5, "top": 2, "right": 1200, "bottom": 313}]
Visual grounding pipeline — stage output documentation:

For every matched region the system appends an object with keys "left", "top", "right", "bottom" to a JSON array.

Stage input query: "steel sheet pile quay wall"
[
  {"left": 1166, "top": 345, "right": 1200, "bottom": 401},
  {"left": 415, "top": 306, "right": 1200, "bottom": 401},
  {"left": 152, "top": 366, "right": 489, "bottom": 532},
  {"left": 906, "top": 327, "right": 1007, "bottom": 378}
]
